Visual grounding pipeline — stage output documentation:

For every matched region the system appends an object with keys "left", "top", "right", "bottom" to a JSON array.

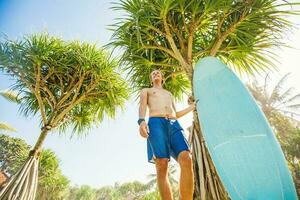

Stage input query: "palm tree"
[
  {"left": 114, "top": 181, "right": 151, "bottom": 199},
  {"left": 110, "top": 0, "right": 299, "bottom": 199},
  {"left": 0, "top": 123, "right": 16, "bottom": 133},
  {"left": 0, "top": 90, "right": 19, "bottom": 132},
  {"left": 247, "top": 72, "right": 300, "bottom": 138},
  {"left": 0, "top": 33, "right": 129, "bottom": 199},
  {"left": 68, "top": 185, "right": 97, "bottom": 200},
  {"left": 146, "top": 161, "right": 178, "bottom": 188},
  {"left": 0, "top": 90, "right": 19, "bottom": 103},
  {"left": 146, "top": 161, "right": 179, "bottom": 198},
  {"left": 247, "top": 72, "right": 300, "bottom": 197},
  {"left": 141, "top": 189, "right": 161, "bottom": 200}
]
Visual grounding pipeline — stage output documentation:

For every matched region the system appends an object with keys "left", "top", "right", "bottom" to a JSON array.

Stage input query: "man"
[{"left": 138, "top": 69, "right": 196, "bottom": 200}]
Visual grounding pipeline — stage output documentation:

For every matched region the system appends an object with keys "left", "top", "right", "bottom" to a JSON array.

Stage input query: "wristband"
[{"left": 137, "top": 118, "right": 145, "bottom": 125}]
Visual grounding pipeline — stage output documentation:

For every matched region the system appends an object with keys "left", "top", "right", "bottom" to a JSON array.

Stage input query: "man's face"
[{"left": 150, "top": 70, "right": 163, "bottom": 83}]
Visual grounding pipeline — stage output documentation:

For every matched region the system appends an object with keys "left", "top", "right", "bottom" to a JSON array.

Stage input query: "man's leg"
[
  {"left": 177, "top": 150, "right": 194, "bottom": 200},
  {"left": 155, "top": 158, "right": 173, "bottom": 200}
]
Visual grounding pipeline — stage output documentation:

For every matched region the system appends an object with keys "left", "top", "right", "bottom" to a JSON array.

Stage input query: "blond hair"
[{"left": 149, "top": 69, "right": 165, "bottom": 85}]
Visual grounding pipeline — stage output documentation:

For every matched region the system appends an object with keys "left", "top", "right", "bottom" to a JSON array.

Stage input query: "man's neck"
[{"left": 152, "top": 83, "right": 162, "bottom": 89}]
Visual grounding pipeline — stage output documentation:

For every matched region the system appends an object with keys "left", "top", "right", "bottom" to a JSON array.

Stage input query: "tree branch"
[
  {"left": 34, "top": 64, "right": 47, "bottom": 125},
  {"left": 194, "top": 50, "right": 209, "bottom": 60},
  {"left": 142, "top": 23, "right": 165, "bottom": 36},
  {"left": 163, "top": 16, "right": 192, "bottom": 79},
  {"left": 187, "top": 32, "right": 193, "bottom": 65},
  {"left": 57, "top": 75, "right": 65, "bottom": 95},
  {"left": 43, "top": 67, "right": 55, "bottom": 81},
  {"left": 56, "top": 74, "right": 85, "bottom": 107},
  {"left": 210, "top": 11, "right": 246, "bottom": 56},
  {"left": 44, "top": 96, "right": 54, "bottom": 111},
  {"left": 169, "top": 25, "right": 186, "bottom": 52},
  {"left": 140, "top": 45, "right": 177, "bottom": 59},
  {"left": 52, "top": 80, "right": 99, "bottom": 126},
  {"left": 149, "top": 62, "right": 181, "bottom": 69},
  {"left": 41, "top": 84, "right": 57, "bottom": 107},
  {"left": 164, "top": 70, "right": 185, "bottom": 81}
]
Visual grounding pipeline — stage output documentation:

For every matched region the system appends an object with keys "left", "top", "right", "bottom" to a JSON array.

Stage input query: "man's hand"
[
  {"left": 191, "top": 101, "right": 196, "bottom": 110},
  {"left": 192, "top": 99, "right": 199, "bottom": 110},
  {"left": 188, "top": 95, "right": 195, "bottom": 105},
  {"left": 188, "top": 96, "right": 199, "bottom": 111},
  {"left": 139, "top": 121, "right": 149, "bottom": 138}
]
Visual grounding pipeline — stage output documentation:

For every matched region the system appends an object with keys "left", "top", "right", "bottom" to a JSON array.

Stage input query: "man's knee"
[
  {"left": 178, "top": 151, "right": 192, "bottom": 168},
  {"left": 155, "top": 158, "right": 169, "bottom": 174}
]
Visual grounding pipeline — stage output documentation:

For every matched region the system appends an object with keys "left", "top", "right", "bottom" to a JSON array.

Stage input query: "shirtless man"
[{"left": 138, "top": 69, "right": 195, "bottom": 200}]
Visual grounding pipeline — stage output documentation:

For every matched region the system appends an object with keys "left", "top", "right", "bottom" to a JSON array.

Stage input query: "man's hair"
[{"left": 149, "top": 69, "right": 165, "bottom": 85}]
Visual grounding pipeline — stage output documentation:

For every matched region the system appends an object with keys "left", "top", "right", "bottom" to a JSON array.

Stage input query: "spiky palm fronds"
[
  {"left": 247, "top": 72, "right": 300, "bottom": 120},
  {"left": 0, "top": 90, "right": 19, "bottom": 133},
  {"left": 146, "top": 161, "right": 178, "bottom": 189},
  {"left": 0, "top": 90, "right": 20, "bottom": 104},
  {"left": 110, "top": 0, "right": 299, "bottom": 99},
  {"left": 0, "top": 34, "right": 129, "bottom": 137},
  {"left": 0, "top": 33, "right": 129, "bottom": 200},
  {"left": 0, "top": 123, "right": 16, "bottom": 133}
]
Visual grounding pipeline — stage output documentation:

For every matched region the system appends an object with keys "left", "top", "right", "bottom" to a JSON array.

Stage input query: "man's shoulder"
[
  {"left": 163, "top": 89, "right": 172, "bottom": 96},
  {"left": 140, "top": 88, "right": 150, "bottom": 93}
]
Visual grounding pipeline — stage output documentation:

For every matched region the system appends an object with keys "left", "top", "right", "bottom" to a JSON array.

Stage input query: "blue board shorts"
[{"left": 147, "top": 117, "right": 191, "bottom": 164}]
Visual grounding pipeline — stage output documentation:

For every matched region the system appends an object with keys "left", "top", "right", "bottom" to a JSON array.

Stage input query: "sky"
[{"left": 0, "top": 0, "right": 299, "bottom": 188}]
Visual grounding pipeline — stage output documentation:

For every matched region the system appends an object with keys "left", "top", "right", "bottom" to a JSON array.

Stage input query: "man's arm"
[
  {"left": 138, "top": 88, "right": 149, "bottom": 138},
  {"left": 172, "top": 97, "right": 196, "bottom": 119},
  {"left": 139, "top": 88, "right": 148, "bottom": 119}
]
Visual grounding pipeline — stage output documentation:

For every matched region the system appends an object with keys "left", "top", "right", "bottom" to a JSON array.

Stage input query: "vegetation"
[
  {"left": 0, "top": 134, "right": 30, "bottom": 176},
  {"left": 0, "top": 33, "right": 129, "bottom": 199},
  {"left": 247, "top": 73, "right": 300, "bottom": 196},
  {"left": 0, "top": 134, "right": 70, "bottom": 200},
  {"left": 0, "top": 132, "right": 180, "bottom": 199}
]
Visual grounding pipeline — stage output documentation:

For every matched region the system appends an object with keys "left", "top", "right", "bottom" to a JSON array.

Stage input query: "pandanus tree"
[
  {"left": 110, "top": 0, "right": 299, "bottom": 199},
  {"left": 0, "top": 34, "right": 129, "bottom": 199}
]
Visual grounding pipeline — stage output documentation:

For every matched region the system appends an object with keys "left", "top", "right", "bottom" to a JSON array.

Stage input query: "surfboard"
[{"left": 193, "top": 56, "right": 297, "bottom": 200}]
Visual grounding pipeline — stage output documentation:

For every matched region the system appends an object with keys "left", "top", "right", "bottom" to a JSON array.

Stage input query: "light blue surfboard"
[{"left": 193, "top": 56, "right": 297, "bottom": 200}]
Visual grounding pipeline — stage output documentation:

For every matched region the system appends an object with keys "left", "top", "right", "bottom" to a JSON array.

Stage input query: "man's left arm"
[{"left": 172, "top": 97, "right": 196, "bottom": 119}]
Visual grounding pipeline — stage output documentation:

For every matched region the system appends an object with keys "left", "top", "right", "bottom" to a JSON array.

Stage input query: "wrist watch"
[{"left": 137, "top": 118, "right": 145, "bottom": 125}]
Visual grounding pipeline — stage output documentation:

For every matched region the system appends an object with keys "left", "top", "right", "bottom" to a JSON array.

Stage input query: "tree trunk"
[
  {"left": 33, "top": 128, "right": 49, "bottom": 155},
  {"left": 188, "top": 107, "right": 230, "bottom": 200},
  {"left": 187, "top": 59, "right": 229, "bottom": 199},
  {"left": 0, "top": 128, "right": 50, "bottom": 200}
]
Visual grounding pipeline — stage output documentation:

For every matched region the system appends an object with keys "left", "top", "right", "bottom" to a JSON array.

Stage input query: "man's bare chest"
[{"left": 148, "top": 88, "right": 172, "bottom": 102}]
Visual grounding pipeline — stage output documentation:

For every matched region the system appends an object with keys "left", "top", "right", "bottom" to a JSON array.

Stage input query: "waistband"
[
  {"left": 149, "top": 114, "right": 176, "bottom": 119},
  {"left": 149, "top": 116, "right": 177, "bottom": 120}
]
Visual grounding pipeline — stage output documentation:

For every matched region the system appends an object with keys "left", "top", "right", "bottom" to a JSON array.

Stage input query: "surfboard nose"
[{"left": 194, "top": 56, "right": 226, "bottom": 81}]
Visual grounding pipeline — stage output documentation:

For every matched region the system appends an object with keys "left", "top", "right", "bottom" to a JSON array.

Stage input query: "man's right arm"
[
  {"left": 139, "top": 88, "right": 148, "bottom": 119},
  {"left": 138, "top": 88, "right": 149, "bottom": 138}
]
